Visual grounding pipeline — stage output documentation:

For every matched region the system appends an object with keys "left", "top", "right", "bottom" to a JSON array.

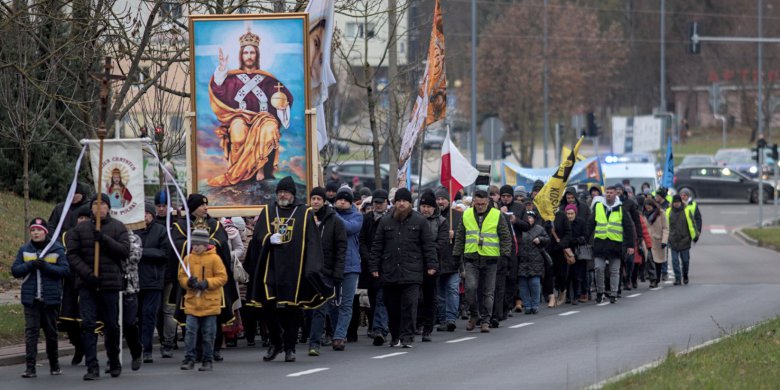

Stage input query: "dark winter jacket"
[
  {"left": 453, "top": 204, "right": 513, "bottom": 262},
  {"left": 66, "top": 214, "right": 130, "bottom": 290},
  {"left": 315, "top": 205, "right": 347, "bottom": 282},
  {"left": 335, "top": 204, "right": 363, "bottom": 274},
  {"left": 359, "top": 209, "right": 388, "bottom": 288},
  {"left": 550, "top": 211, "right": 573, "bottom": 253},
  {"left": 564, "top": 188, "right": 590, "bottom": 221},
  {"left": 369, "top": 210, "right": 438, "bottom": 285},
  {"left": 620, "top": 194, "right": 644, "bottom": 242},
  {"left": 587, "top": 198, "right": 636, "bottom": 258},
  {"left": 668, "top": 206, "right": 693, "bottom": 251},
  {"left": 47, "top": 199, "right": 90, "bottom": 233},
  {"left": 568, "top": 216, "right": 589, "bottom": 250},
  {"left": 518, "top": 223, "right": 550, "bottom": 277},
  {"left": 423, "top": 209, "right": 448, "bottom": 272},
  {"left": 437, "top": 206, "right": 462, "bottom": 274},
  {"left": 134, "top": 221, "right": 170, "bottom": 290},
  {"left": 12, "top": 240, "right": 69, "bottom": 306}
]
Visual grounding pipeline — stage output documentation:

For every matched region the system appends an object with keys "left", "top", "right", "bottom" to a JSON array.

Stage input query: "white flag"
[
  {"left": 89, "top": 140, "right": 146, "bottom": 228},
  {"left": 306, "top": 0, "right": 336, "bottom": 151}
]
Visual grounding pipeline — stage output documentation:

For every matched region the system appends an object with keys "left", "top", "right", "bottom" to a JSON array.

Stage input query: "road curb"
[
  {"left": 733, "top": 227, "right": 759, "bottom": 246},
  {"left": 0, "top": 343, "right": 104, "bottom": 367}
]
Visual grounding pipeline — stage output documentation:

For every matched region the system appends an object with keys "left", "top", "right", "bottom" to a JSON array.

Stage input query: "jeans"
[
  {"left": 24, "top": 300, "right": 59, "bottom": 368},
  {"left": 671, "top": 249, "right": 691, "bottom": 282},
  {"left": 371, "top": 288, "right": 389, "bottom": 337},
  {"left": 122, "top": 293, "right": 142, "bottom": 359},
  {"left": 437, "top": 273, "right": 460, "bottom": 325},
  {"left": 594, "top": 256, "right": 621, "bottom": 297},
  {"left": 464, "top": 259, "right": 498, "bottom": 323},
  {"left": 79, "top": 289, "right": 120, "bottom": 371},
  {"left": 518, "top": 276, "right": 541, "bottom": 310},
  {"left": 383, "top": 284, "right": 420, "bottom": 343},
  {"left": 184, "top": 315, "right": 216, "bottom": 363},
  {"left": 334, "top": 272, "right": 359, "bottom": 341},
  {"left": 138, "top": 289, "right": 162, "bottom": 354},
  {"left": 158, "top": 282, "right": 177, "bottom": 349},
  {"left": 309, "top": 278, "right": 337, "bottom": 347}
]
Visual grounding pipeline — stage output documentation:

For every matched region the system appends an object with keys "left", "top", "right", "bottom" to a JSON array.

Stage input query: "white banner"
[
  {"left": 89, "top": 140, "right": 146, "bottom": 226},
  {"left": 306, "top": 0, "right": 336, "bottom": 151}
]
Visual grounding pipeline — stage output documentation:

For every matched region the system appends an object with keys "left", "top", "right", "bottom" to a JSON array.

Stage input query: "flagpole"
[
  {"left": 417, "top": 127, "right": 426, "bottom": 192},
  {"left": 448, "top": 178, "right": 453, "bottom": 243}
]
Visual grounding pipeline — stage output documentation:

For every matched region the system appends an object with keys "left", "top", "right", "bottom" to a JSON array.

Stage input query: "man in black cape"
[
  {"left": 170, "top": 194, "right": 240, "bottom": 362},
  {"left": 245, "top": 176, "right": 331, "bottom": 363}
]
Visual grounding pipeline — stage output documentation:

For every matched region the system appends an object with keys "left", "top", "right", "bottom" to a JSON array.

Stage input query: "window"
[
  {"left": 344, "top": 21, "right": 376, "bottom": 38},
  {"left": 160, "top": 2, "right": 183, "bottom": 19}
]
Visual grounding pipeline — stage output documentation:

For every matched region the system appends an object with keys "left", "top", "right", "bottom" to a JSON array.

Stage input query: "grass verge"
[
  {"left": 602, "top": 316, "right": 780, "bottom": 390},
  {"left": 0, "top": 304, "right": 25, "bottom": 347},
  {"left": 0, "top": 192, "right": 54, "bottom": 283},
  {"left": 742, "top": 227, "right": 780, "bottom": 251}
]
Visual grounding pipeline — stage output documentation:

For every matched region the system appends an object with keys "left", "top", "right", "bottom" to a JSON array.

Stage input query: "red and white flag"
[{"left": 441, "top": 130, "right": 479, "bottom": 199}]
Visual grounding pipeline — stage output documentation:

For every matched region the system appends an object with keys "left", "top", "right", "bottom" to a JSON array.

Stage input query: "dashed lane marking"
[
  {"left": 710, "top": 225, "right": 728, "bottom": 234},
  {"left": 559, "top": 311, "right": 580, "bottom": 316},
  {"left": 627, "top": 293, "right": 641, "bottom": 298},
  {"left": 649, "top": 286, "right": 663, "bottom": 291},
  {"left": 509, "top": 322, "right": 534, "bottom": 329},
  {"left": 446, "top": 337, "right": 478, "bottom": 344},
  {"left": 597, "top": 302, "right": 611, "bottom": 306},
  {"left": 371, "top": 352, "right": 408, "bottom": 359},
  {"left": 287, "top": 368, "right": 330, "bottom": 377}
]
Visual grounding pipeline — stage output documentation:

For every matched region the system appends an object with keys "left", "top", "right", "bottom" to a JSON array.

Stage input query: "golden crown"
[{"left": 239, "top": 28, "right": 260, "bottom": 47}]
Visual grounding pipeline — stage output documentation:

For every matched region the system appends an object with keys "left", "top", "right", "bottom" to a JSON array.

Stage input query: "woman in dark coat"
[
  {"left": 517, "top": 210, "right": 549, "bottom": 314},
  {"left": 565, "top": 204, "right": 589, "bottom": 305}
]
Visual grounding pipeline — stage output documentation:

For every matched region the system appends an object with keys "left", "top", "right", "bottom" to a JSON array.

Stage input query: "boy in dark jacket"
[{"left": 12, "top": 218, "right": 69, "bottom": 378}]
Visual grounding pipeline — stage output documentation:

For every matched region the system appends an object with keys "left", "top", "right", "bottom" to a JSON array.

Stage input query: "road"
[{"left": 3, "top": 202, "right": 779, "bottom": 389}]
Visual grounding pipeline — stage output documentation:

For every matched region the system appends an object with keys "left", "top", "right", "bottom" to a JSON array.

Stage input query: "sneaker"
[
  {"left": 632, "top": 281, "right": 638, "bottom": 289},
  {"left": 446, "top": 323, "right": 456, "bottom": 332},
  {"left": 662, "top": 273, "right": 669, "bottom": 281},
  {"left": 83, "top": 368, "right": 100, "bottom": 380},
  {"left": 436, "top": 324, "right": 448, "bottom": 332},
  {"left": 308, "top": 346, "right": 320, "bottom": 357},
  {"left": 490, "top": 319, "right": 500, "bottom": 328},
  {"left": 373, "top": 334, "right": 386, "bottom": 346},
  {"left": 109, "top": 364, "right": 122, "bottom": 378},
  {"left": 21, "top": 368, "right": 36, "bottom": 378},
  {"left": 50, "top": 368, "right": 63, "bottom": 376},
  {"left": 673, "top": 280, "right": 681, "bottom": 286},
  {"left": 579, "top": 294, "right": 588, "bottom": 303},
  {"left": 530, "top": 308, "right": 539, "bottom": 315},
  {"left": 198, "top": 361, "right": 213, "bottom": 371},
  {"left": 213, "top": 350, "right": 223, "bottom": 362},
  {"left": 180, "top": 359, "right": 195, "bottom": 370},
  {"left": 401, "top": 341, "right": 413, "bottom": 348},
  {"left": 684, "top": 277, "right": 689, "bottom": 285},
  {"left": 480, "top": 323, "right": 490, "bottom": 333},
  {"left": 332, "top": 339, "right": 345, "bottom": 351},
  {"left": 246, "top": 340, "right": 256, "bottom": 347},
  {"left": 161, "top": 347, "right": 174, "bottom": 358},
  {"left": 263, "top": 345, "right": 282, "bottom": 362},
  {"left": 609, "top": 295, "right": 617, "bottom": 304},
  {"left": 389, "top": 338, "right": 401, "bottom": 347},
  {"left": 321, "top": 335, "right": 332, "bottom": 346},
  {"left": 131, "top": 356, "right": 142, "bottom": 371},
  {"left": 596, "top": 293, "right": 605, "bottom": 304},
  {"left": 466, "top": 319, "right": 477, "bottom": 331},
  {"left": 143, "top": 352, "right": 153, "bottom": 364},
  {"left": 421, "top": 333, "right": 432, "bottom": 342},
  {"left": 284, "top": 350, "right": 296, "bottom": 362},
  {"left": 226, "top": 339, "right": 238, "bottom": 348},
  {"left": 571, "top": 299, "right": 579, "bottom": 306},
  {"left": 525, "top": 308, "right": 532, "bottom": 315}
]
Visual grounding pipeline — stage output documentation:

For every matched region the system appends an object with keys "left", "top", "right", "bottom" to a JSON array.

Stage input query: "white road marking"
[
  {"left": 649, "top": 286, "right": 663, "bottom": 291},
  {"left": 558, "top": 310, "right": 580, "bottom": 316},
  {"left": 446, "top": 337, "right": 477, "bottom": 344},
  {"left": 287, "top": 368, "right": 330, "bottom": 377},
  {"left": 597, "top": 302, "right": 611, "bottom": 306},
  {"left": 710, "top": 225, "right": 728, "bottom": 234},
  {"left": 509, "top": 322, "right": 534, "bottom": 329},
  {"left": 627, "top": 293, "right": 641, "bottom": 298},
  {"left": 664, "top": 280, "right": 674, "bottom": 285},
  {"left": 372, "top": 352, "right": 408, "bottom": 359}
]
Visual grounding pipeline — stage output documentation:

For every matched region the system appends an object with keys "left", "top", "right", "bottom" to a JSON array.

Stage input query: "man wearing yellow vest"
[
  {"left": 587, "top": 186, "right": 636, "bottom": 304},
  {"left": 666, "top": 194, "right": 698, "bottom": 285},
  {"left": 453, "top": 190, "right": 512, "bottom": 333},
  {"left": 678, "top": 188, "right": 702, "bottom": 241}
]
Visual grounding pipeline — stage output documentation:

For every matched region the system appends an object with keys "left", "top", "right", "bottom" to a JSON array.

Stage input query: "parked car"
[
  {"left": 674, "top": 165, "right": 775, "bottom": 203},
  {"left": 679, "top": 154, "right": 716, "bottom": 168},
  {"left": 714, "top": 148, "right": 750, "bottom": 166}
]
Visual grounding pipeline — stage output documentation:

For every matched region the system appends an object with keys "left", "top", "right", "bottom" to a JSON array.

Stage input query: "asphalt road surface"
[{"left": 3, "top": 202, "right": 779, "bottom": 389}]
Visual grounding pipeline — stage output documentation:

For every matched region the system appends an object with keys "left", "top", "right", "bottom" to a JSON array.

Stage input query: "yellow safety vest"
[
  {"left": 463, "top": 207, "right": 501, "bottom": 256},
  {"left": 666, "top": 206, "right": 697, "bottom": 241},
  {"left": 594, "top": 202, "right": 623, "bottom": 242}
]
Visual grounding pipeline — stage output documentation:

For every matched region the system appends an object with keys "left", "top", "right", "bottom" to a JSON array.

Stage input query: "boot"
[
  {"left": 514, "top": 299, "right": 524, "bottom": 312},
  {"left": 21, "top": 365, "right": 36, "bottom": 378},
  {"left": 556, "top": 290, "right": 567, "bottom": 306},
  {"left": 83, "top": 366, "right": 100, "bottom": 381},
  {"left": 71, "top": 347, "right": 84, "bottom": 366},
  {"left": 263, "top": 345, "right": 283, "bottom": 362},
  {"left": 547, "top": 294, "right": 556, "bottom": 308},
  {"left": 466, "top": 318, "right": 477, "bottom": 331}
]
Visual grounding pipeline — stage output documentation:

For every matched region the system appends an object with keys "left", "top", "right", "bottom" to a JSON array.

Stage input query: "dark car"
[{"left": 674, "top": 165, "right": 775, "bottom": 203}]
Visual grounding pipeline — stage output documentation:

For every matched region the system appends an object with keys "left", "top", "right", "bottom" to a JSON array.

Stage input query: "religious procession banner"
[
  {"left": 189, "top": 14, "right": 312, "bottom": 216},
  {"left": 533, "top": 137, "right": 585, "bottom": 222},
  {"left": 397, "top": 0, "right": 447, "bottom": 187},
  {"left": 305, "top": 0, "right": 336, "bottom": 151},
  {"left": 88, "top": 139, "right": 145, "bottom": 229}
]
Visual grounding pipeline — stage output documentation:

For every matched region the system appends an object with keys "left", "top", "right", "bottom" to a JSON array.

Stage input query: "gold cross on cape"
[
  {"left": 274, "top": 82, "right": 284, "bottom": 93},
  {"left": 270, "top": 217, "right": 284, "bottom": 233}
]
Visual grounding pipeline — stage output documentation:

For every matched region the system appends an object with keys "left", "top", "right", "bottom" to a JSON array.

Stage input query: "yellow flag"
[
  {"left": 534, "top": 137, "right": 584, "bottom": 222},
  {"left": 561, "top": 146, "right": 586, "bottom": 162}
]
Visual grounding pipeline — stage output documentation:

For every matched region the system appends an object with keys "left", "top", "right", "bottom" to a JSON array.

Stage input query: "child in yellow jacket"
[{"left": 178, "top": 229, "right": 227, "bottom": 371}]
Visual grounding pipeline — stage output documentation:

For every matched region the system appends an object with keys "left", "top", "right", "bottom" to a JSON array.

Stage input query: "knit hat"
[
  {"left": 325, "top": 181, "right": 340, "bottom": 193},
  {"left": 394, "top": 188, "right": 412, "bottom": 203},
  {"left": 154, "top": 190, "right": 168, "bottom": 206},
  {"left": 372, "top": 189, "right": 389, "bottom": 202},
  {"left": 187, "top": 194, "right": 207, "bottom": 213},
  {"left": 564, "top": 204, "right": 578, "bottom": 214},
  {"left": 679, "top": 188, "right": 692, "bottom": 197},
  {"left": 589, "top": 186, "right": 603, "bottom": 196},
  {"left": 473, "top": 189, "right": 488, "bottom": 198},
  {"left": 532, "top": 180, "right": 545, "bottom": 193},
  {"left": 75, "top": 205, "right": 91, "bottom": 219},
  {"left": 335, "top": 185, "right": 354, "bottom": 203},
  {"left": 514, "top": 186, "right": 527, "bottom": 197},
  {"left": 515, "top": 190, "right": 528, "bottom": 199},
  {"left": 91, "top": 193, "right": 112, "bottom": 209},
  {"left": 145, "top": 202, "right": 155, "bottom": 216},
  {"left": 191, "top": 229, "right": 210, "bottom": 246},
  {"left": 434, "top": 187, "right": 449, "bottom": 200},
  {"left": 276, "top": 176, "right": 296, "bottom": 196},
  {"left": 419, "top": 190, "right": 436, "bottom": 208},
  {"left": 359, "top": 187, "right": 372, "bottom": 199},
  {"left": 524, "top": 210, "right": 537, "bottom": 220},
  {"left": 500, "top": 185, "right": 514, "bottom": 196},
  {"left": 310, "top": 186, "right": 327, "bottom": 200},
  {"left": 231, "top": 216, "right": 246, "bottom": 232},
  {"left": 28, "top": 217, "right": 49, "bottom": 235},
  {"left": 614, "top": 183, "right": 625, "bottom": 192},
  {"left": 75, "top": 182, "right": 89, "bottom": 197},
  {"left": 656, "top": 187, "right": 668, "bottom": 198},
  {"left": 672, "top": 194, "right": 683, "bottom": 204}
]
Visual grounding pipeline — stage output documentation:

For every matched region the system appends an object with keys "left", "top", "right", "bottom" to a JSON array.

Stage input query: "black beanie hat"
[
  {"left": 335, "top": 186, "right": 354, "bottom": 203},
  {"left": 372, "top": 189, "right": 388, "bottom": 202},
  {"left": 75, "top": 182, "right": 89, "bottom": 197},
  {"left": 187, "top": 194, "right": 207, "bottom": 213},
  {"left": 672, "top": 194, "right": 683, "bottom": 203},
  {"left": 590, "top": 186, "right": 603, "bottom": 196},
  {"left": 276, "top": 176, "right": 296, "bottom": 196},
  {"left": 500, "top": 185, "right": 514, "bottom": 196},
  {"left": 91, "top": 193, "right": 112, "bottom": 209},
  {"left": 394, "top": 188, "right": 412, "bottom": 203},
  {"left": 154, "top": 190, "right": 168, "bottom": 206},
  {"left": 325, "top": 181, "right": 340, "bottom": 193},
  {"left": 75, "top": 205, "right": 91, "bottom": 219},
  {"left": 419, "top": 190, "right": 436, "bottom": 208},
  {"left": 145, "top": 202, "right": 155, "bottom": 216},
  {"left": 310, "top": 186, "right": 327, "bottom": 200},
  {"left": 532, "top": 180, "right": 545, "bottom": 193}
]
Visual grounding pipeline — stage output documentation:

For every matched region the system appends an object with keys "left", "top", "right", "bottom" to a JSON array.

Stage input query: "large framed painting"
[{"left": 188, "top": 13, "right": 311, "bottom": 216}]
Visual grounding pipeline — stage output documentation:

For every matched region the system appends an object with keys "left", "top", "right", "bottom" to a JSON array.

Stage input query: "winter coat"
[
  {"left": 178, "top": 247, "right": 228, "bottom": 317},
  {"left": 587, "top": 197, "right": 636, "bottom": 258},
  {"left": 134, "top": 221, "right": 170, "bottom": 290},
  {"left": 47, "top": 199, "right": 90, "bottom": 233},
  {"left": 369, "top": 210, "right": 438, "bottom": 285},
  {"left": 453, "top": 204, "right": 513, "bottom": 262},
  {"left": 423, "top": 209, "right": 448, "bottom": 273},
  {"left": 568, "top": 216, "right": 589, "bottom": 258},
  {"left": 335, "top": 204, "right": 363, "bottom": 274},
  {"left": 517, "top": 224, "right": 550, "bottom": 277},
  {"left": 359, "top": 210, "right": 388, "bottom": 288},
  {"left": 550, "top": 211, "right": 572, "bottom": 252},
  {"left": 644, "top": 208, "right": 668, "bottom": 263},
  {"left": 12, "top": 240, "right": 69, "bottom": 306},
  {"left": 316, "top": 205, "right": 347, "bottom": 282},
  {"left": 437, "top": 206, "right": 462, "bottom": 274},
  {"left": 668, "top": 206, "right": 693, "bottom": 251},
  {"left": 66, "top": 214, "right": 130, "bottom": 290},
  {"left": 620, "top": 194, "right": 644, "bottom": 244},
  {"left": 225, "top": 224, "right": 245, "bottom": 265}
]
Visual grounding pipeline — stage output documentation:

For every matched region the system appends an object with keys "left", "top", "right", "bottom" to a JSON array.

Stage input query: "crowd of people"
[{"left": 11, "top": 175, "right": 703, "bottom": 379}]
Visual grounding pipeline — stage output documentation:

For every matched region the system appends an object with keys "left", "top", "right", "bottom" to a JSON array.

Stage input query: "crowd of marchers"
[{"left": 12, "top": 174, "right": 702, "bottom": 379}]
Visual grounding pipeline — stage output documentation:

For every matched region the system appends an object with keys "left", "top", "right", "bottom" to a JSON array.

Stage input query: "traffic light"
[
  {"left": 772, "top": 143, "right": 779, "bottom": 161},
  {"left": 502, "top": 141, "right": 511, "bottom": 159},
  {"left": 586, "top": 112, "right": 598, "bottom": 136},
  {"left": 752, "top": 147, "right": 760, "bottom": 164},
  {"left": 688, "top": 22, "right": 700, "bottom": 54}
]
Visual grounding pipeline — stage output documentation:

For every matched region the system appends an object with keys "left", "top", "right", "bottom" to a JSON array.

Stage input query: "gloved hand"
[
  {"left": 93, "top": 230, "right": 104, "bottom": 243},
  {"left": 84, "top": 274, "right": 102, "bottom": 288},
  {"left": 693, "top": 236, "right": 699, "bottom": 243},
  {"left": 661, "top": 243, "right": 667, "bottom": 249},
  {"left": 33, "top": 258, "right": 47, "bottom": 269},
  {"left": 187, "top": 276, "right": 198, "bottom": 289},
  {"left": 196, "top": 280, "right": 209, "bottom": 291}
]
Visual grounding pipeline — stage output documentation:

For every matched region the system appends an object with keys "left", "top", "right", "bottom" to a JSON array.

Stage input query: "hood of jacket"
[{"left": 594, "top": 195, "right": 622, "bottom": 211}]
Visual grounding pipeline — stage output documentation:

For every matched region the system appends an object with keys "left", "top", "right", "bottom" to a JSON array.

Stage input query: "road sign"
[
  {"left": 708, "top": 83, "right": 725, "bottom": 114},
  {"left": 481, "top": 116, "right": 505, "bottom": 160}
]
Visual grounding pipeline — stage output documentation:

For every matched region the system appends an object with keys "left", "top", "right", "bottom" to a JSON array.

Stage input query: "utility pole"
[
  {"left": 470, "top": 0, "right": 477, "bottom": 166},
  {"left": 542, "top": 0, "right": 549, "bottom": 167},
  {"left": 387, "top": 0, "right": 398, "bottom": 187},
  {"left": 660, "top": 0, "right": 666, "bottom": 116},
  {"left": 758, "top": 0, "right": 764, "bottom": 138}
]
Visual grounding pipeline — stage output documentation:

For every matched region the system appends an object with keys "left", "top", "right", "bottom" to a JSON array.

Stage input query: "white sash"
[{"left": 235, "top": 74, "right": 268, "bottom": 112}]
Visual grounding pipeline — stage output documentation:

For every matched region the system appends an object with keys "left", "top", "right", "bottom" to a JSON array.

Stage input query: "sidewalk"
[{"left": 0, "top": 340, "right": 78, "bottom": 366}]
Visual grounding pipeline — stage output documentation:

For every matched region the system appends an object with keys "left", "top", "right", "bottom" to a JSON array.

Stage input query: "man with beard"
[
  {"left": 434, "top": 188, "right": 462, "bottom": 331},
  {"left": 171, "top": 194, "right": 240, "bottom": 362},
  {"left": 369, "top": 188, "right": 437, "bottom": 348},
  {"left": 245, "top": 176, "right": 331, "bottom": 362},
  {"left": 416, "top": 190, "right": 447, "bottom": 341},
  {"left": 360, "top": 189, "right": 391, "bottom": 345}
]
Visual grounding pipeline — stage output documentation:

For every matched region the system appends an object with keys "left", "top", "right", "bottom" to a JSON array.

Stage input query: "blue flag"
[{"left": 662, "top": 136, "right": 674, "bottom": 188}]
